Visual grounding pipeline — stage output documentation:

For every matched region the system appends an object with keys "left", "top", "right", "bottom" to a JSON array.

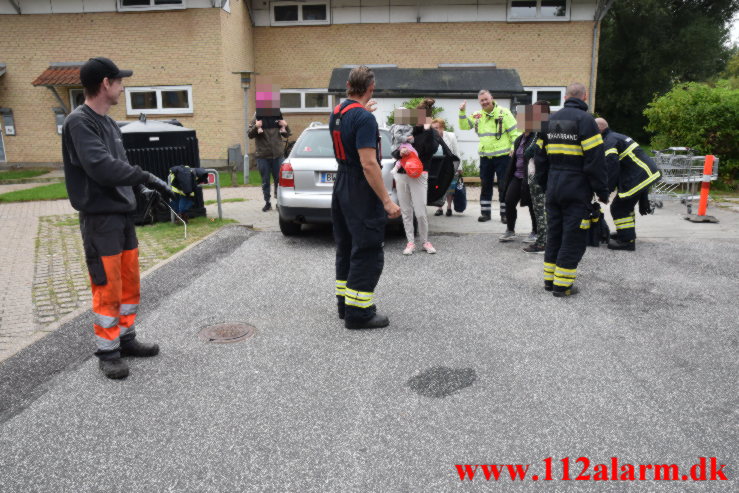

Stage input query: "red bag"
[{"left": 401, "top": 153, "right": 423, "bottom": 178}]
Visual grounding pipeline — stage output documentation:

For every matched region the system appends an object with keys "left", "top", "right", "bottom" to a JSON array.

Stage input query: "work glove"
[
  {"left": 638, "top": 190, "right": 653, "bottom": 215},
  {"left": 146, "top": 173, "right": 176, "bottom": 201}
]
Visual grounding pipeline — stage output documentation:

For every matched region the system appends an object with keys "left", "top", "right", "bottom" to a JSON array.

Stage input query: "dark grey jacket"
[
  {"left": 247, "top": 117, "right": 292, "bottom": 159},
  {"left": 61, "top": 104, "right": 150, "bottom": 214}
]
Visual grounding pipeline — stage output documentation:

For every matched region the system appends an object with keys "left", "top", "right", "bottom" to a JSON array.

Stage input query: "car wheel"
[{"left": 279, "top": 216, "right": 302, "bottom": 236}]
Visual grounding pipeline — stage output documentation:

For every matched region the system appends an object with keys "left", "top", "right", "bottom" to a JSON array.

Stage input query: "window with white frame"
[
  {"left": 280, "top": 89, "right": 332, "bottom": 112},
  {"left": 125, "top": 86, "right": 193, "bottom": 115},
  {"left": 508, "top": 0, "right": 569, "bottom": 21},
  {"left": 271, "top": 1, "right": 330, "bottom": 26},
  {"left": 69, "top": 88, "right": 85, "bottom": 111},
  {"left": 518, "top": 87, "right": 566, "bottom": 110},
  {"left": 119, "top": 0, "right": 185, "bottom": 12}
]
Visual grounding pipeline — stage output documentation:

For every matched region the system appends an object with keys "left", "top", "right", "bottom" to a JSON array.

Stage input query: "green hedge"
[{"left": 644, "top": 79, "right": 739, "bottom": 189}]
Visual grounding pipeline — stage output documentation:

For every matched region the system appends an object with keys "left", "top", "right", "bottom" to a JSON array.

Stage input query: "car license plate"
[{"left": 321, "top": 172, "right": 336, "bottom": 183}]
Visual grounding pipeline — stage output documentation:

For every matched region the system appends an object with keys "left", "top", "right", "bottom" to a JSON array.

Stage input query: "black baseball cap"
[{"left": 79, "top": 57, "right": 133, "bottom": 88}]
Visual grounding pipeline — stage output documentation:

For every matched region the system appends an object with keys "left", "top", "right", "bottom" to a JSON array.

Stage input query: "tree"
[
  {"left": 644, "top": 80, "right": 739, "bottom": 188},
  {"left": 596, "top": 0, "right": 739, "bottom": 142},
  {"left": 385, "top": 98, "right": 448, "bottom": 128}
]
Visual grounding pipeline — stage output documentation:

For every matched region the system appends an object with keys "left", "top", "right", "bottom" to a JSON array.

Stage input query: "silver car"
[{"left": 276, "top": 123, "right": 397, "bottom": 236}]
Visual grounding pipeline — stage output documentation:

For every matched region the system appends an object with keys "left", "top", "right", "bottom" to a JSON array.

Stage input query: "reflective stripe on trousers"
[{"left": 91, "top": 248, "right": 140, "bottom": 352}]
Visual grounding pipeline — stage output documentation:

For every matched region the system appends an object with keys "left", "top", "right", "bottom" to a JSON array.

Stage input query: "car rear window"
[{"left": 292, "top": 128, "right": 392, "bottom": 159}]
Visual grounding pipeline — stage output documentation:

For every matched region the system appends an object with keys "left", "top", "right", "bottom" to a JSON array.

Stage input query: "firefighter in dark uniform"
[
  {"left": 62, "top": 58, "right": 176, "bottom": 379},
  {"left": 596, "top": 118, "right": 662, "bottom": 251},
  {"left": 330, "top": 66, "right": 401, "bottom": 329},
  {"left": 535, "top": 83, "right": 609, "bottom": 297}
]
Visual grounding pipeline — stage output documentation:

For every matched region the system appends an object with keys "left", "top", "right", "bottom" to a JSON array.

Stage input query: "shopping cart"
[{"left": 649, "top": 147, "right": 719, "bottom": 215}]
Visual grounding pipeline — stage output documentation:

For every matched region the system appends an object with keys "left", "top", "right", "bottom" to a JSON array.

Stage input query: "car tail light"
[{"left": 279, "top": 162, "right": 294, "bottom": 188}]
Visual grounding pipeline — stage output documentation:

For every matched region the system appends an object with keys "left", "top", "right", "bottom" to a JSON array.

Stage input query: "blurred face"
[
  {"left": 431, "top": 122, "right": 443, "bottom": 135},
  {"left": 255, "top": 76, "right": 282, "bottom": 116},
  {"left": 394, "top": 108, "right": 429, "bottom": 126},
  {"left": 103, "top": 77, "right": 124, "bottom": 105},
  {"left": 478, "top": 91, "right": 493, "bottom": 111},
  {"left": 515, "top": 104, "right": 550, "bottom": 132}
]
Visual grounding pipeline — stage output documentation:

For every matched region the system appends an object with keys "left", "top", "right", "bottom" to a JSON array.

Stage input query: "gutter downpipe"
[{"left": 589, "top": 0, "right": 615, "bottom": 109}]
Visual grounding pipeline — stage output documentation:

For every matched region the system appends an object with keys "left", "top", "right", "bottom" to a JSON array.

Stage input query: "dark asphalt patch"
[{"left": 407, "top": 366, "right": 477, "bottom": 398}]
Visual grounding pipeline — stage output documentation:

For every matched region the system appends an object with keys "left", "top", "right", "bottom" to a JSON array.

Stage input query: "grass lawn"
[
  {"left": 136, "top": 216, "right": 238, "bottom": 256},
  {"left": 0, "top": 182, "right": 68, "bottom": 202},
  {"left": 711, "top": 189, "right": 739, "bottom": 200},
  {"left": 0, "top": 169, "right": 51, "bottom": 180},
  {"left": 204, "top": 197, "right": 246, "bottom": 206},
  {"left": 0, "top": 169, "right": 262, "bottom": 203},
  {"left": 217, "top": 170, "right": 262, "bottom": 187}
]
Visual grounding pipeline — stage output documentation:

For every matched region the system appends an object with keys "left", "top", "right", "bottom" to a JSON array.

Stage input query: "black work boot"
[
  {"left": 345, "top": 313, "right": 390, "bottom": 330},
  {"left": 262, "top": 202, "right": 271, "bottom": 212},
  {"left": 120, "top": 339, "right": 160, "bottom": 358},
  {"left": 477, "top": 214, "right": 491, "bottom": 222},
  {"left": 553, "top": 286, "right": 579, "bottom": 298},
  {"left": 98, "top": 356, "right": 129, "bottom": 380},
  {"left": 544, "top": 280, "right": 553, "bottom": 291},
  {"left": 337, "top": 297, "right": 346, "bottom": 320},
  {"left": 607, "top": 238, "right": 635, "bottom": 251}
]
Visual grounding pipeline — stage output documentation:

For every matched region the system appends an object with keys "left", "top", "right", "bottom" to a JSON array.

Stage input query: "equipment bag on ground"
[
  {"left": 453, "top": 177, "right": 467, "bottom": 213},
  {"left": 587, "top": 202, "right": 610, "bottom": 247}
]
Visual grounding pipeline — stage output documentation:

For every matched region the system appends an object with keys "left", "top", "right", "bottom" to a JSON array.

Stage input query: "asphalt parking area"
[{"left": 0, "top": 225, "right": 737, "bottom": 492}]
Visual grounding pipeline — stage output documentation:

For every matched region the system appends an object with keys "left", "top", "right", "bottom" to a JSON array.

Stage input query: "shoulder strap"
[{"left": 333, "top": 101, "right": 365, "bottom": 115}]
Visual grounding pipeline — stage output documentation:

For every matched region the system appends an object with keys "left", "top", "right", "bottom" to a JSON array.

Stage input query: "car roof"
[{"left": 305, "top": 122, "right": 389, "bottom": 131}]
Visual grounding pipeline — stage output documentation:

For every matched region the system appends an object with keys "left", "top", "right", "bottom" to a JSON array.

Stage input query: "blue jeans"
[
  {"left": 171, "top": 196, "right": 193, "bottom": 215},
  {"left": 257, "top": 157, "right": 284, "bottom": 202},
  {"left": 479, "top": 156, "right": 509, "bottom": 218}
]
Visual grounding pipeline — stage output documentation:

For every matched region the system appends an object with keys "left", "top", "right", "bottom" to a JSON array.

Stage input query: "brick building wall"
[
  {"left": 255, "top": 21, "right": 597, "bottom": 137},
  {"left": 0, "top": 7, "right": 246, "bottom": 165}
]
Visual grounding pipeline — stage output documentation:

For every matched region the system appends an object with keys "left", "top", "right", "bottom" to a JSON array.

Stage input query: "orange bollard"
[
  {"left": 686, "top": 154, "right": 718, "bottom": 223},
  {"left": 697, "top": 155, "right": 714, "bottom": 216}
]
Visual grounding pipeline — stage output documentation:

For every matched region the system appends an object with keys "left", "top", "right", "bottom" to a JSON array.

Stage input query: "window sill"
[
  {"left": 126, "top": 111, "right": 193, "bottom": 117},
  {"left": 506, "top": 17, "right": 570, "bottom": 22},
  {"left": 118, "top": 6, "right": 186, "bottom": 13}
]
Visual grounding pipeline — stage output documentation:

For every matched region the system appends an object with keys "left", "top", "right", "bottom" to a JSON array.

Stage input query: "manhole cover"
[{"left": 198, "top": 323, "right": 255, "bottom": 344}]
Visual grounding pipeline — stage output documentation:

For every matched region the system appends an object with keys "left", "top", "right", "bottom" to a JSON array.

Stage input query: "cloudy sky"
[{"left": 730, "top": 13, "right": 739, "bottom": 46}]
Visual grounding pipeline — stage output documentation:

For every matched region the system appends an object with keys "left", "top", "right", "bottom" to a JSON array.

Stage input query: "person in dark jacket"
[
  {"left": 61, "top": 57, "right": 175, "bottom": 379},
  {"left": 248, "top": 102, "right": 291, "bottom": 212},
  {"left": 499, "top": 102, "right": 550, "bottom": 244},
  {"left": 168, "top": 165, "right": 209, "bottom": 221},
  {"left": 535, "top": 83, "right": 609, "bottom": 297},
  {"left": 596, "top": 118, "right": 662, "bottom": 251}
]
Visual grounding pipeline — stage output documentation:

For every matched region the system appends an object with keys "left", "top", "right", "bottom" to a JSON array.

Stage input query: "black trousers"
[
  {"left": 479, "top": 156, "right": 509, "bottom": 218},
  {"left": 610, "top": 194, "right": 640, "bottom": 241},
  {"left": 332, "top": 167, "right": 386, "bottom": 322},
  {"left": 504, "top": 176, "right": 537, "bottom": 233},
  {"left": 543, "top": 171, "right": 591, "bottom": 292}
]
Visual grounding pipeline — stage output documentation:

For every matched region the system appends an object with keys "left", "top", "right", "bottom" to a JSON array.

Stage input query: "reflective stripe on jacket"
[
  {"left": 535, "top": 98, "right": 608, "bottom": 198},
  {"left": 459, "top": 104, "right": 520, "bottom": 157},
  {"left": 602, "top": 128, "right": 661, "bottom": 198}
]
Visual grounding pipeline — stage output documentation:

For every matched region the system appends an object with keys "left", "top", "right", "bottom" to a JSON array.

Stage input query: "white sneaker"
[
  {"left": 499, "top": 230, "right": 516, "bottom": 242},
  {"left": 403, "top": 242, "right": 415, "bottom": 255},
  {"left": 523, "top": 232, "right": 537, "bottom": 243},
  {"left": 422, "top": 242, "right": 437, "bottom": 254}
]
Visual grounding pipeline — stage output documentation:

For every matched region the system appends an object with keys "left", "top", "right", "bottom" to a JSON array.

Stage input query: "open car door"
[{"left": 426, "top": 137, "right": 459, "bottom": 206}]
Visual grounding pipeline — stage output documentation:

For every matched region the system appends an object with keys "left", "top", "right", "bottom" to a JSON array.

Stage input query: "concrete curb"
[{"left": 0, "top": 224, "right": 252, "bottom": 364}]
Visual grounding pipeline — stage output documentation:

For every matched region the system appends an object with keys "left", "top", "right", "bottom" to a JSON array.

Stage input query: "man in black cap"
[{"left": 62, "top": 57, "right": 176, "bottom": 379}]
